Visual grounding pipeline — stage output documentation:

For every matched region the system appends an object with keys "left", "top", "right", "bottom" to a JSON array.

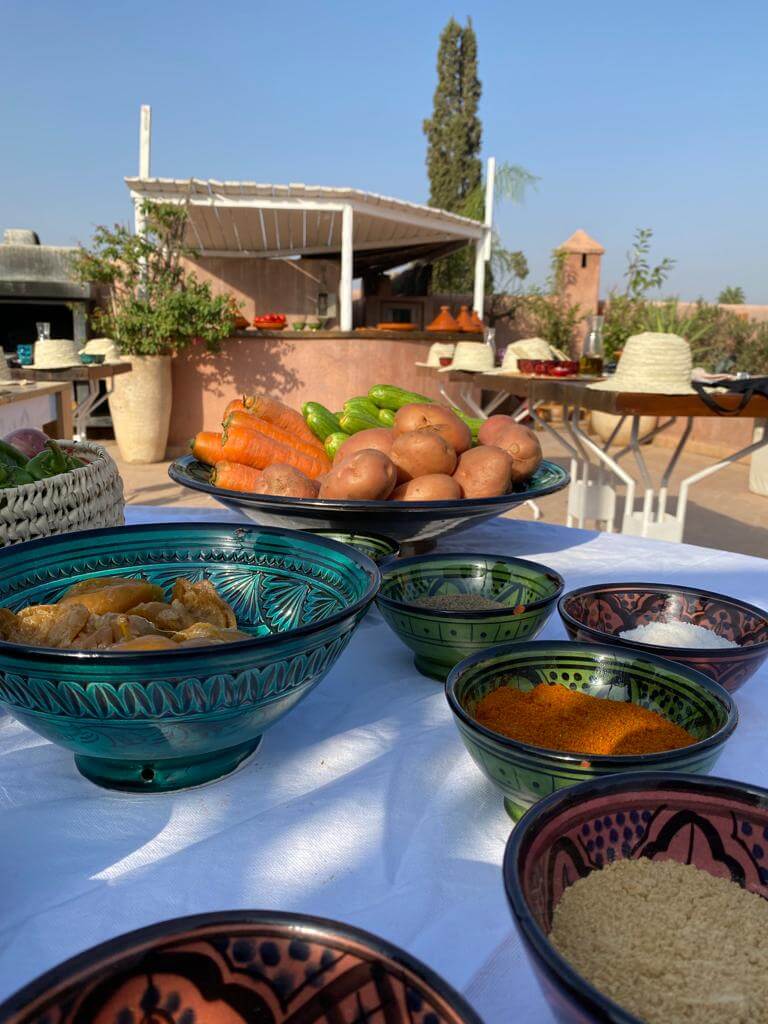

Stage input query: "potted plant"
[{"left": 72, "top": 201, "right": 236, "bottom": 463}]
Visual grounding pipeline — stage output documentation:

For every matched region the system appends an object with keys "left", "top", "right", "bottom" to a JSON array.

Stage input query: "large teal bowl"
[
  {"left": 376, "top": 553, "right": 564, "bottom": 680},
  {"left": 446, "top": 641, "right": 737, "bottom": 820},
  {"left": 0, "top": 523, "right": 379, "bottom": 792}
]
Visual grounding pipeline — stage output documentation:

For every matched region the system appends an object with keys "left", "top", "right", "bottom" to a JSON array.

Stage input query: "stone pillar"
[{"left": 557, "top": 229, "right": 605, "bottom": 350}]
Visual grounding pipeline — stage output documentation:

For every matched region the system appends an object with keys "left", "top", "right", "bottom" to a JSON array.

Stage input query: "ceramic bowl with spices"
[
  {"left": 376, "top": 553, "right": 564, "bottom": 680},
  {"left": 558, "top": 582, "right": 768, "bottom": 692},
  {"left": 446, "top": 640, "right": 736, "bottom": 820},
  {"left": 504, "top": 772, "right": 768, "bottom": 1024}
]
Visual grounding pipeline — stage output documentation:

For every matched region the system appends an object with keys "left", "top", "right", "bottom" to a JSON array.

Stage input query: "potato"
[
  {"left": 259, "top": 463, "right": 320, "bottom": 498},
  {"left": 389, "top": 429, "right": 457, "bottom": 483},
  {"left": 393, "top": 403, "right": 472, "bottom": 454},
  {"left": 319, "top": 449, "right": 397, "bottom": 500},
  {"left": 391, "top": 474, "right": 462, "bottom": 502},
  {"left": 335, "top": 428, "right": 394, "bottom": 464},
  {"left": 452, "top": 445, "right": 514, "bottom": 499},
  {"left": 478, "top": 418, "right": 542, "bottom": 483}
]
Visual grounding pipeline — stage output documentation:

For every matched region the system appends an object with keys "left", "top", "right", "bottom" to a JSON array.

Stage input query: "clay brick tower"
[{"left": 558, "top": 229, "right": 605, "bottom": 349}]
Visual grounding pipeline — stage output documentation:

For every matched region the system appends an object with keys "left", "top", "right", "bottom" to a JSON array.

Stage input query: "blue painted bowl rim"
[
  {"left": 0, "top": 909, "right": 483, "bottom": 1024},
  {"left": 502, "top": 771, "right": 768, "bottom": 1024},
  {"left": 377, "top": 552, "right": 565, "bottom": 619},
  {"left": 0, "top": 522, "right": 380, "bottom": 665},
  {"left": 558, "top": 581, "right": 768, "bottom": 657},
  {"left": 444, "top": 640, "right": 738, "bottom": 767},
  {"left": 169, "top": 454, "right": 570, "bottom": 512}
]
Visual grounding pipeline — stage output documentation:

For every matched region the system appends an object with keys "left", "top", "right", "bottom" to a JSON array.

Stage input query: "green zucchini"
[
  {"left": 302, "top": 402, "right": 342, "bottom": 441},
  {"left": 377, "top": 408, "right": 396, "bottom": 427},
  {"left": 367, "top": 385, "right": 431, "bottom": 410},
  {"left": 324, "top": 432, "right": 350, "bottom": 459},
  {"left": 339, "top": 398, "right": 382, "bottom": 433}
]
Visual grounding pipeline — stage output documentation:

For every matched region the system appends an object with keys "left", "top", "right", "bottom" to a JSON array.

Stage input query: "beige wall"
[
  {"left": 168, "top": 335, "right": 466, "bottom": 455},
  {"left": 183, "top": 255, "right": 340, "bottom": 321}
]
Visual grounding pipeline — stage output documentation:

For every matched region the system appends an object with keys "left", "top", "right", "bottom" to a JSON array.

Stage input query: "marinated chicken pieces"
[{"left": 0, "top": 576, "right": 250, "bottom": 651}]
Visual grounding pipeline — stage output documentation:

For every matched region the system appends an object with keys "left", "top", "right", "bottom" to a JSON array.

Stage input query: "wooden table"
[
  {"left": 11, "top": 363, "right": 131, "bottom": 440},
  {"left": 443, "top": 371, "right": 768, "bottom": 543},
  {"left": 0, "top": 382, "right": 73, "bottom": 439}
]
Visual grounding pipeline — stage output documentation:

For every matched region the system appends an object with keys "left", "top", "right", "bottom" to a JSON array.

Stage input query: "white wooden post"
[
  {"left": 472, "top": 156, "right": 495, "bottom": 316},
  {"left": 339, "top": 204, "right": 354, "bottom": 331},
  {"left": 139, "top": 105, "right": 152, "bottom": 178},
  {"left": 135, "top": 105, "right": 152, "bottom": 238}
]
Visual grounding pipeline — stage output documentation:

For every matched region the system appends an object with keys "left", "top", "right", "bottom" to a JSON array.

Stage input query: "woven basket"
[{"left": 0, "top": 441, "right": 124, "bottom": 547}]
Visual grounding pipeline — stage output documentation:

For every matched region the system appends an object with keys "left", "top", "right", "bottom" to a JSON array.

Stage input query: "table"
[
  {"left": 1, "top": 506, "right": 766, "bottom": 1021},
  {"left": 11, "top": 363, "right": 132, "bottom": 440},
  {"left": 0, "top": 381, "right": 73, "bottom": 438},
  {"left": 446, "top": 372, "right": 768, "bottom": 543}
]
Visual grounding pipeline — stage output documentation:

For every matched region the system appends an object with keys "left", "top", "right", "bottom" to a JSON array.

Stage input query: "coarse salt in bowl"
[{"left": 558, "top": 582, "right": 768, "bottom": 693}]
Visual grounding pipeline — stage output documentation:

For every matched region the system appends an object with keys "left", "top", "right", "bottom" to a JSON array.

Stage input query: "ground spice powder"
[
  {"left": 550, "top": 858, "right": 768, "bottom": 1023},
  {"left": 473, "top": 684, "right": 695, "bottom": 755}
]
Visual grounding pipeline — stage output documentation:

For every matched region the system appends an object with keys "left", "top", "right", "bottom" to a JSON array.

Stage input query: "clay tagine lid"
[
  {"left": 456, "top": 305, "right": 476, "bottom": 332},
  {"left": 469, "top": 309, "right": 485, "bottom": 332},
  {"left": 427, "top": 305, "right": 459, "bottom": 332}
]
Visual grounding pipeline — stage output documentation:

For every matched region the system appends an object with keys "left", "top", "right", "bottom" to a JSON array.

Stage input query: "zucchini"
[
  {"left": 302, "top": 402, "right": 342, "bottom": 441},
  {"left": 368, "top": 385, "right": 431, "bottom": 410},
  {"left": 324, "top": 432, "right": 350, "bottom": 459},
  {"left": 377, "top": 408, "right": 396, "bottom": 427},
  {"left": 340, "top": 398, "right": 382, "bottom": 433}
]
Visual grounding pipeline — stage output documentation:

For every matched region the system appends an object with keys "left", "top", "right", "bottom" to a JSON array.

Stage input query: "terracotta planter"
[
  {"left": 591, "top": 410, "right": 658, "bottom": 446},
  {"left": 109, "top": 355, "right": 172, "bottom": 464}
]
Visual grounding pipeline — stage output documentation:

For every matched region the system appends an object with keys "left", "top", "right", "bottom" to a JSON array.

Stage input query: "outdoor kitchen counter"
[{"left": 167, "top": 330, "right": 472, "bottom": 454}]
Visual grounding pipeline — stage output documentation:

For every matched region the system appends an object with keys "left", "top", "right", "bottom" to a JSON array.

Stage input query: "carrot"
[
  {"left": 224, "top": 398, "right": 246, "bottom": 419},
  {"left": 225, "top": 410, "right": 328, "bottom": 462},
  {"left": 242, "top": 394, "right": 321, "bottom": 448},
  {"left": 211, "top": 461, "right": 263, "bottom": 492},
  {"left": 190, "top": 431, "right": 227, "bottom": 466},
  {"left": 222, "top": 425, "right": 329, "bottom": 479}
]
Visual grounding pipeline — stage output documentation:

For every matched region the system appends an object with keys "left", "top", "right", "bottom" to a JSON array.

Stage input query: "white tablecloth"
[{"left": 1, "top": 506, "right": 766, "bottom": 1021}]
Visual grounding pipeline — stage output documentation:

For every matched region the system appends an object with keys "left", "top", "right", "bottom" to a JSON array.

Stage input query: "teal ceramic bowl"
[
  {"left": 0, "top": 523, "right": 379, "bottom": 792},
  {"left": 446, "top": 641, "right": 737, "bottom": 820},
  {"left": 306, "top": 529, "right": 400, "bottom": 568},
  {"left": 376, "top": 553, "right": 564, "bottom": 680},
  {"left": 80, "top": 353, "right": 106, "bottom": 365}
]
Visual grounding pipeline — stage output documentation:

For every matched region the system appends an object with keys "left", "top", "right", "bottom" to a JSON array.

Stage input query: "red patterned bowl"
[
  {"left": 0, "top": 911, "right": 482, "bottom": 1024},
  {"left": 558, "top": 582, "right": 768, "bottom": 692},
  {"left": 504, "top": 772, "right": 768, "bottom": 1024}
]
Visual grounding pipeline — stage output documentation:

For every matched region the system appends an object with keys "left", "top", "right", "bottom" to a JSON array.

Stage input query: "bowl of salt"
[{"left": 558, "top": 582, "right": 768, "bottom": 693}]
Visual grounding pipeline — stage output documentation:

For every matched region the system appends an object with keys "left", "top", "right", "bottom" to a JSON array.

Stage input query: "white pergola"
[{"left": 126, "top": 106, "right": 494, "bottom": 330}]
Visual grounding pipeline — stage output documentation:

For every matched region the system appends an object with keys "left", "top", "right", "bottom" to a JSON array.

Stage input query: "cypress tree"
[{"left": 423, "top": 17, "right": 483, "bottom": 293}]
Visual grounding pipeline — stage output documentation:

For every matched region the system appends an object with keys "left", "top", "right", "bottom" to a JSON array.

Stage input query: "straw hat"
[
  {"left": 487, "top": 337, "right": 556, "bottom": 375},
  {"left": 33, "top": 338, "right": 81, "bottom": 369},
  {"left": 80, "top": 337, "right": 120, "bottom": 362},
  {"left": 415, "top": 342, "right": 455, "bottom": 368},
  {"left": 438, "top": 341, "right": 495, "bottom": 373},
  {"left": 588, "top": 332, "right": 695, "bottom": 394}
]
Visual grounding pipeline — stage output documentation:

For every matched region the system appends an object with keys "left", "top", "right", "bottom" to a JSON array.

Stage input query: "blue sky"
[{"left": 3, "top": 0, "right": 766, "bottom": 300}]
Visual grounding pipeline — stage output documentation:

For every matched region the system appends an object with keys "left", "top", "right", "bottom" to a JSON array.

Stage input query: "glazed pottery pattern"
[
  {"left": 0, "top": 912, "right": 482, "bottom": 1024},
  {"left": 504, "top": 773, "right": 768, "bottom": 1023},
  {"left": 306, "top": 530, "right": 400, "bottom": 568},
  {"left": 559, "top": 583, "right": 768, "bottom": 692},
  {"left": 0, "top": 523, "right": 378, "bottom": 792},
  {"left": 377, "top": 554, "right": 563, "bottom": 680},
  {"left": 169, "top": 455, "right": 570, "bottom": 549},
  {"left": 446, "top": 642, "right": 736, "bottom": 820}
]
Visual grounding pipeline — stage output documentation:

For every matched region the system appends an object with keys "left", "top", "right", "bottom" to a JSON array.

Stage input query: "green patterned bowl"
[
  {"left": 305, "top": 529, "right": 400, "bottom": 568},
  {"left": 446, "top": 641, "right": 737, "bottom": 820},
  {"left": 376, "top": 553, "right": 564, "bottom": 680},
  {"left": 0, "top": 523, "right": 379, "bottom": 792}
]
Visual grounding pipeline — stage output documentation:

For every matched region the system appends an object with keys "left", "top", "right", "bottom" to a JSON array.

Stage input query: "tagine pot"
[{"left": 109, "top": 354, "right": 172, "bottom": 464}]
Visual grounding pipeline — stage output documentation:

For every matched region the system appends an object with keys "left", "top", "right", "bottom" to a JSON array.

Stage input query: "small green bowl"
[
  {"left": 305, "top": 530, "right": 400, "bottom": 568},
  {"left": 446, "top": 640, "right": 737, "bottom": 820},
  {"left": 376, "top": 553, "right": 564, "bottom": 680},
  {"left": 291, "top": 321, "right": 306, "bottom": 331},
  {"left": 80, "top": 353, "right": 106, "bottom": 365}
]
